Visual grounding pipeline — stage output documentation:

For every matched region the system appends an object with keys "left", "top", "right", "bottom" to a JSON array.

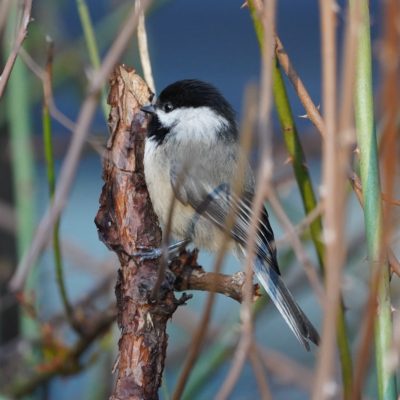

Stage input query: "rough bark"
[{"left": 95, "top": 66, "right": 183, "bottom": 400}]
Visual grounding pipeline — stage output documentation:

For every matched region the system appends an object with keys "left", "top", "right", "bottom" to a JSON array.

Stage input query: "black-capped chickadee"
[{"left": 141, "top": 79, "right": 319, "bottom": 350}]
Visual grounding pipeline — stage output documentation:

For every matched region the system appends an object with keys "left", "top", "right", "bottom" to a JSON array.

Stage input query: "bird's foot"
[{"left": 132, "top": 239, "right": 191, "bottom": 261}]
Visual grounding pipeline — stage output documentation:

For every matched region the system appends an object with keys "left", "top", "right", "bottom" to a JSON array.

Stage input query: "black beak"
[{"left": 141, "top": 104, "right": 156, "bottom": 115}]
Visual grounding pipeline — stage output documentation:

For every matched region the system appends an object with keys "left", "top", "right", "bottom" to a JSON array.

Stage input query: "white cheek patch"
[
  {"left": 156, "top": 109, "right": 178, "bottom": 129},
  {"left": 157, "top": 107, "right": 229, "bottom": 143}
]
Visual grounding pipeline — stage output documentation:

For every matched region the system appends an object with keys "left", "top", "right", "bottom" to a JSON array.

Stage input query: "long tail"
[{"left": 254, "top": 256, "right": 320, "bottom": 351}]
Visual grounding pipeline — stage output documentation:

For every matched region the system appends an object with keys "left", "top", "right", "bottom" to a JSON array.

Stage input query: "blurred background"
[{"left": 0, "top": 0, "right": 396, "bottom": 399}]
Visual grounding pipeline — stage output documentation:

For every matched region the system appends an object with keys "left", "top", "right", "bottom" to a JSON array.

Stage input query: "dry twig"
[
  {"left": 0, "top": 0, "right": 32, "bottom": 99},
  {"left": 268, "top": 188, "right": 324, "bottom": 301},
  {"left": 136, "top": 0, "right": 155, "bottom": 93},
  {"left": 217, "top": 3, "right": 276, "bottom": 397},
  {"left": 170, "top": 250, "right": 260, "bottom": 303},
  {"left": 275, "top": 35, "right": 325, "bottom": 136},
  {"left": 249, "top": 344, "right": 273, "bottom": 400},
  {"left": 313, "top": 1, "right": 349, "bottom": 398},
  {"left": 257, "top": 344, "right": 314, "bottom": 392}
]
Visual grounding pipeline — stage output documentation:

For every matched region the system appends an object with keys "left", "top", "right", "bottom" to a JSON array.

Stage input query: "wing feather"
[{"left": 169, "top": 160, "right": 319, "bottom": 350}]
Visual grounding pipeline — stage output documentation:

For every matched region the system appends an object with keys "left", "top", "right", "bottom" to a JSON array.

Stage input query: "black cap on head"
[{"left": 157, "top": 79, "right": 236, "bottom": 128}]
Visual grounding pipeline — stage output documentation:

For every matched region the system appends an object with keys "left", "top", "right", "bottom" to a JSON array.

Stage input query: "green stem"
[
  {"left": 4, "top": 0, "right": 38, "bottom": 347},
  {"left": 272, "top": 59, "right": 324, "bottom": 267},
  {"left": 76, "top": 0, "right": 109, "bottom": 119},
  {"left": 5, "top": 1, "right": 35, "bottom": 269},
  {"left": 354, "top": 1, "right": 397, "bottom": 398},
  {"left": 42, "top": 104, "right": 73, "bottom": 321},
  {"left": 4, "top": 6, "right": 45, "bottom": 399},
  {"left": 248, "top": 2, "right": 353, "bottom": 398}
]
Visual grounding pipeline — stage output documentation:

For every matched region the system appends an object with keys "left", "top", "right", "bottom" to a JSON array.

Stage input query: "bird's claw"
[
  {"left": 132, "top": 246, "right": 162, "bottom": 261},
  {"left": 131, "top": 239, "right": 191, "bottom": 262}
]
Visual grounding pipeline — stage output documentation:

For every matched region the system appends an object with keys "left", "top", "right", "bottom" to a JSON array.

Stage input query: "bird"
[{"left": 141, "top": 79, "right": 319, "bottom": 350}]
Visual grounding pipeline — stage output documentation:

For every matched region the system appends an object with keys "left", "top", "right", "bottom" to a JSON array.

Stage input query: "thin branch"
[
  {"left": 333, "top": 1, "right": 363, "bottom": 394},
  {"left": 0, "top": 0, "right": 32, "bottom": 99},
  {"left": 249, "top": 344, "right": 272, "bottom": 400},
  {"left": 275, "top": 35, "right": 325, "bottom": 136},
  {"left": 76, "top": 0, "right": 109, "bottom": 118},
  {"left": 313, "top": 1, "right": 346, "bottom": 399},
  {"left": 19, "top": 46, "right": 106, "bottom": 156},
  {"left": 216, "top": 334, "right": 254, "bottom": 400},
  {"left": 275, "top": 200, "right": 324, "bottom": 247},
  {"left": 216, "top": 135, "right": 271, "bottom": 399},
  {"left": 136, "top": 0, "right": 155, "bottom": 93},
  {"left": 382, "top": 193, "right": 400, "bottom": 207},
  {"left": 268, "top": 188, "right": 324, "bottom": 302},
  {"left": 170, "top": 251, "right": 260, "bottom": 304},
  {"left": 216, "top": 4, "right": 275, "bottom": 398},
  {"left": 257, "top": 345, "right": 314, "bottom": 392}
]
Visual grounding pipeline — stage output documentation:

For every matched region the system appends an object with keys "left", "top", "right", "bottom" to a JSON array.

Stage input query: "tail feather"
[{"left": 254, "top": 257, "right": 320, "bottom": 350}]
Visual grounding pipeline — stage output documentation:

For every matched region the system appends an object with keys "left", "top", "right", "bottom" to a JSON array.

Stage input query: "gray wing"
[
  {"left": 170, "top": 161, "right": 320, "bottom": 350},
  {"left": 169, "top": 161, "right": 279, "bottom": 273}
]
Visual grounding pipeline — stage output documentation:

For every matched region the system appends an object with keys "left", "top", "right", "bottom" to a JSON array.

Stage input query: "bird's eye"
[{"left": 164, "top": 102, "right": 174, "bottom": 113}]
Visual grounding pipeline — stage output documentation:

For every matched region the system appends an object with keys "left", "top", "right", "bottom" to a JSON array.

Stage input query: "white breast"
[{"left": 144, "top": 138, "right": 195, "bottom": 241}]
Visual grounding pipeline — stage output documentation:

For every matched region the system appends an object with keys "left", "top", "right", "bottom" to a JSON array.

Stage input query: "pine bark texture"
[{"left": 95, "top": 66, "right": 179, "bottom": 400}]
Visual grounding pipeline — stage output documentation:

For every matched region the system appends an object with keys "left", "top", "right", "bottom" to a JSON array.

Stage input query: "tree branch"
[
  {"left": 170, "top": 249, "right": 260, "bottom": 303},
  {"left": 0, "top": 0, "right": 32, "bottom": 99},
  {"left": 95, "top": 66, "right": 188, "bottom": 400}
]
